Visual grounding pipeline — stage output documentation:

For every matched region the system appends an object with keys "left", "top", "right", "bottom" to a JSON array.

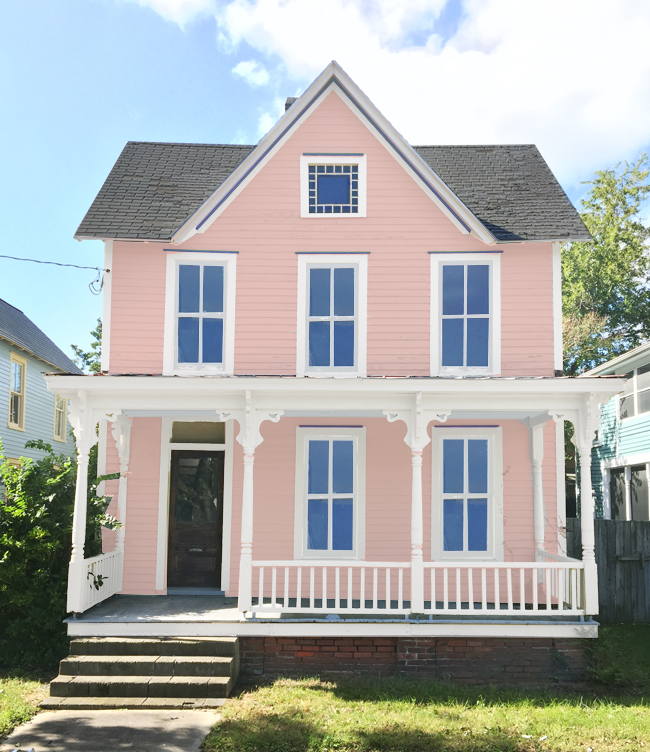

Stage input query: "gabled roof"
[
  {"left": 75, "top": 62, "right": 589, "bottom": 245},
  {"left": 582, "top": 341, "right": 650, "bottom": 377},
  {"left": 0, "top": 298, "right": 83, "bottom": 374}
]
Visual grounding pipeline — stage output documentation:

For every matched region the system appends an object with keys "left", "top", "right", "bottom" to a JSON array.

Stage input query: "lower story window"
[{"left": 610, "top": 464, "right": 650, "bottom": 521}]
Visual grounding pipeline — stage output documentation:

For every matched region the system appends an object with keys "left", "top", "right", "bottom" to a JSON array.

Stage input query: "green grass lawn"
[
  {"left": 203, "top": 625, "right": 650, "bottom": 752},
  {"left": 0, "top": 674, "right": 49, "bottom": 740}
]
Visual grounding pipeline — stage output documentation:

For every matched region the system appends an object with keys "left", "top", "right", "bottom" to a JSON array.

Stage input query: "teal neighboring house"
[
  {"left": 585, "top": 343, "right": 650, "bottom": 521},
  {"left": 0, "top": 297, "right": 81, "bottom": 463}
]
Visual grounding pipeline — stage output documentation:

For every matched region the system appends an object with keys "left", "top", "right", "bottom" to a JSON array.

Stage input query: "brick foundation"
[{"left": 240, "top": 636, "right": 588, "bottom": 684}]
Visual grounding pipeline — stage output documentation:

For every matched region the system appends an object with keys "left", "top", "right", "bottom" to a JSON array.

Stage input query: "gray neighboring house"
[{"left": 0, "top": 298, "right": 81, "bottom": 463}]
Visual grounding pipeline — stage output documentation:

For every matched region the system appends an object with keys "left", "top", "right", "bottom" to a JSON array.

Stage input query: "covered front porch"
[{"left": 45, "top": 374, "right": 623, "bottom": 637}]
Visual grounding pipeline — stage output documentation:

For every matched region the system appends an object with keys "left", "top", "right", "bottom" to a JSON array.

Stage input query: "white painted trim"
[
  {"left": 7, "top": 351, "right": 27, "bottom": 431},
  {"left": 168, "top": 443, "right": 226, "bottom": 451},
  {"left": 96, "top": 418, "right": 108, "bottom": 498},
  {"left": 431, "top": 426, "right": 504, "bottom": 561},
  {"left": 602, "top": 450, "right": 650, "bottom": 470},
  {"left": 294, "top": 426, "right": 366, "bottom": 560},
  {"left": 67, "top": 619, "right": 598, "bottom": 639},
  {"left": 101, "top": 240, "right": 113, "bottom": 373},
  {"left": 163, "top": 252, "right": 237, "bottom": 376},
  {"left": 299, "top": 154, "right": 367, "bottom": 218},
  {"left": 296, "top": 254, "right": 368, "bottom": 377},
  {"left": 552, "top": 242, "right": 562, "bottom": 373},
  {"left": 556, "top": 418, "right": 567, "bottom": 555},
  {"left": 155, "top": 418, "right": 173, "bottom": 591},
  {"left": 221, "top": 419, "right": 234, "bottom": 593},
  {"left": 430, "top": 253, "right": 501, "bottom": 376}
]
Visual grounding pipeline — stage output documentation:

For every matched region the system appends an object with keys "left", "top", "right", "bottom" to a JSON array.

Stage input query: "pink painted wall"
[{"left": 108, "top": 91, "right": 555, "bottom": 378}]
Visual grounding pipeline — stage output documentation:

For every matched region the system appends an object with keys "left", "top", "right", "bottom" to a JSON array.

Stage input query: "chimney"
[{"left": 285, "top": 97, "right": 298, "bottom": 112}]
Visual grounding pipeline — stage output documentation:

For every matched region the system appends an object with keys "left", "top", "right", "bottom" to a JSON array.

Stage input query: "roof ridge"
[{"left": 125, "top": 140, "right": 256, "bottom": 148}]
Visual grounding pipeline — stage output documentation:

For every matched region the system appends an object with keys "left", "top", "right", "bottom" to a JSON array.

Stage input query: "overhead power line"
[{"left": 0, "top": 253, "right": 110, "bottom": 295}]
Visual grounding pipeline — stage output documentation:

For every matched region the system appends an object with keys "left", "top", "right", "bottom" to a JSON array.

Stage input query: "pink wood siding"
[
  {"left": 101, "top": 424, "right": 119, "bottom": 553},
  {"left": 109, "top": 91, "right": 555, "bottom": 377}
]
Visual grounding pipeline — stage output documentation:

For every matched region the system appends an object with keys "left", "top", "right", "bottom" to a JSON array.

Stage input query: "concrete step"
[
  {"left": 68, "top": 637, "right": 238, "bottom": 657},
  {"left": 60, "top": 655, "right": 233, "bottom": 677},
  {"left": 41, "top": 696, "right": 227, "bottom": 710},
  {"left": 50, "top": 674, "right": 233, "bottom": 699}
]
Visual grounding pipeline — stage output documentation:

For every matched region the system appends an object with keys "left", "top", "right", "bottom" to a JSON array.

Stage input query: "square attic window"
[{"left": 309, "top": 164, "right": 358, "bottom": 214}]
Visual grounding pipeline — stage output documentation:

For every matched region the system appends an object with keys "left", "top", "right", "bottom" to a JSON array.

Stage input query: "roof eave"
[{"left": 0, "top": 332, "right": 81, "bottom": 375}]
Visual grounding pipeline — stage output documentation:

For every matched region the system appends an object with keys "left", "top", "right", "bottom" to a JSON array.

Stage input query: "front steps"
[{"left": 42, "top": 637, "right": 239, "bottom": 709}]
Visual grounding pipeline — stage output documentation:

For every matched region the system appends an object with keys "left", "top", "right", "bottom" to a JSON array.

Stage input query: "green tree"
[
  {"left": 562, "top": 154, "right": 650, "bottom": 375},
  {"left": 71, "top": 318, "right": 102, "bottom": 373}
]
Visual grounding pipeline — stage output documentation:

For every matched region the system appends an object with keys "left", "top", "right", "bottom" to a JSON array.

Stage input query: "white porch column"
[
  {"left": 66, "top": 391, "right": 97, "bottom": 614},
  {"left": 385, "top": 393, "right": 450, "bottom": 614},
  {"left": 218, "top": 391, "right": 283, "bottom": 616},
  {"left": 111, "top": 413, "right": 132, "bottom": 591},
  {"left": 624, "top": 466, "right": 632, "bottom": 520},
  {"left": 526, "top": 417, "right": 548, "bottom": 553}
]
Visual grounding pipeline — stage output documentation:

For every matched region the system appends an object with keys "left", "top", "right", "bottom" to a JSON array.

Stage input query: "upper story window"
[
  {"left": 618, "top": 365, "right": 650, "bottom": 421},
  {"left": 430, "top": 254, "right": 501, "bottom": 376},
  {"left": 300, "top": 155, "right": 367, "bottom": 218},
  {"left": 297, "top": 254, "right": 368, "bottom": 377},
  {"left": 53, "top": 394, "right": 67, "bottom": 442},
  {"left": 163, "top": 252, "right": 236, "bottom": 376},
  {"left": 8, "top": 353, "right": 26, "bottom": 431}
]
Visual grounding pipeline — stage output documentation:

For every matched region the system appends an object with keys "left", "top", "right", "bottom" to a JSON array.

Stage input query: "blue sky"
[{"left": 1, "top": 0, "right": 649, "bottom": 364}]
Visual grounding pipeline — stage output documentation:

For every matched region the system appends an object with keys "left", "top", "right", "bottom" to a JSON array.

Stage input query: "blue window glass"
[
  {"left": 333, "top": 321, "right": 354, "bottom": 366},
  {"left": 443, "top": 439, "right": 464, "bottom": 493},
  {"left": 178, "top": 265, "right": 200, "bottom": 313},
  {"left": 443, "top": 499, "right": 463, "bottom": 551},
  {"left": 308, "top": 499, "right": 328, "bottom": 550},
  {"left": 468, "top": 440, "right": 488, "bottom": 493},
  {"left": 332, "top": 440, "right": 354, "bottom": 493},
  {"left": 467, "top": 319, "right": 489, "bottom": 367},
  {"left": 310, "top": 268, "right": 331, "bottom": 316},
  {"left": 308, "top": 441, "right": 329, "bottom": 494},
  {"left": 441, "top": 319, "right": 464, "bottom": 367},
  {"left": 177, "top": 318, "right": 199, "bottom": 363},
  {"left": 442, "top": 265, "right": 464, "bottom": 315},
  {"left": 317, "top": 174, "right": 350, "bottom": 205},
  {"left": 202, "top": 318, "right": 223, "bottom": 363},
  {"left": 332, "top": 499, "right": 353, "bottom": 550},
  {"left": 468, "top": 499, "right": 488, "bottom": 551},
  {"left": 203, "top": 266, "right": 224, "bottom": 313},
  {"left": 334, "top": 268, "right": 354, "bottom": 316},
  {"left": 467, "top": 265, "right": 489, "bottom": 315},
  {"left": 309, "top": 322, "right": 330, "bottom": 366}
]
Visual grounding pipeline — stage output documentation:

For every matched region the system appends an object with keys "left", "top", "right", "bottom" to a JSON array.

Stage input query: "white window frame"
[
  {"left": 297, "top": 254, "right": 368, "bottom": 377},
  {"left": 53, "top": 393, "right": 67, "bottom": 443},
  {"left": 163, "top": 252, "right": 236, "bottom": 376},
  {"left": 294, "top": 426, "right": 366, "bottom": 560},
  {"left": 431, "top": 426, "right": 504, "bottom": 561},
  {"left": 430, "top": 253, "right": 501, "bottom": 376},
  {"left": 300, "top": 154, "right": 367, "bottom": 218},
  {"left": 8, "top": 352, "right": 26, "bottom": 431},
  {"left": 616, "top": 366, "right": 650, "bottom": 423}
]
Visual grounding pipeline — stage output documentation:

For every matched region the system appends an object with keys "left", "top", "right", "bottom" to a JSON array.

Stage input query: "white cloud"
[
  {"left": 232, "top": 59, "right": 270, "bottom": 87},
  {"left": 125, "top": 0, "right": 215, "bottom": 25},
  {"left": 126, "top": 0, "right": 650, "bottom": 188}
]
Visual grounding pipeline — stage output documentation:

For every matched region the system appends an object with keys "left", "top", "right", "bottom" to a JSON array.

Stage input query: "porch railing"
[
  {"left": 67, "top": 550, "right": 123, "bottom": 614},
  {"left": 248, "top": 557, "right": 585, "bottom": 618}
]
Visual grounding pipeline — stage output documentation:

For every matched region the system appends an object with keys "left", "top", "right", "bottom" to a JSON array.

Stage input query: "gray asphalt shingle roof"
[
  {"left": 75, "top": 140, "right": 589, "bottom": 243},
  {"left": 0, "top": 298, "right": 83, "bottom": 374}
]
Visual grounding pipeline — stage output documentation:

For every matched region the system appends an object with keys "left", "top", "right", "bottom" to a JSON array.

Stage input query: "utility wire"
[{"left": 0, "top": 253, "right": 110, "bottom": 295}]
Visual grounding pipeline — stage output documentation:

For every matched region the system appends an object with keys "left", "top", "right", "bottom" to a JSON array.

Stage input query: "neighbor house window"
[
  {"left": 300, "top": 155, "right": 367, "bottom": 217},
  {"left": 432, "top": 427, "right": 503, "bottom": 560},
  {"left": 297, "top": 254, "right": 368, "bottom": 377},
  {"left": 163, "top": 253, "right": 236, "bottom": 375},
  {"left": 609, "top": 464, "right": 650, "bottom": 521},
  {"left": 53, "top": 394, "right": 67, "bottom": 442},
  {"left": 8, "top": 353, "right": 26, "bottom": 430},
  {"left": 618, "top": 365, "right": 650, "bottom": 421},
  {"left": 295, "top": 427, "right": 366, "bottom": 559},
  {"left": 430, "top": 255, "right": 501, "bottom": 375}
]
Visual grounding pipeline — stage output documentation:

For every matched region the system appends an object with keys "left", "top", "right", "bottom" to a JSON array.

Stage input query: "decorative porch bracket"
[
  {"left": 217, "top": 390, "right": 283, "bottom": 616},
  {"left": 551, "top": 394, "right": 602, "bottom": 615},
  {"left": 384, "top": 392, "right": 450, "bottom": 613}
]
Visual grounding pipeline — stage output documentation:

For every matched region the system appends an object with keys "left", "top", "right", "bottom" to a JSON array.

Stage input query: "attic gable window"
[{"left": 300, "top": 155, "right": 367, "bottom": 218}]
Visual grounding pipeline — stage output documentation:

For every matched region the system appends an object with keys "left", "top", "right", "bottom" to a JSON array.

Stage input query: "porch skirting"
[{"left": 239, "top": 636, "right": 588, "bottom": 685}]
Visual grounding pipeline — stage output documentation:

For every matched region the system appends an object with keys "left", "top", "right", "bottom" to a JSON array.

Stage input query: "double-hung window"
[
  {"left": 8, "top": 353, "right": 26, "bottom": 430},
  {"left": 432, "top": 427, "right": 503, "bottom": 560},
  {"left": 163, "top": 253, "right": 236, "bottom": 375},
  {"left": 431, "top": 255, "right": 501, "bottom": 375},
  {"left": 297, "top": 254, "right": 368, "bottom": 376},
  {"left": 295, "top": 427, "right": 366, "bottom": 559},
  {"left": 53, "top": 394, "right": 67, "bottom": 442},
  {"left": 618, "top": 366, "right": 650, "bottom": 421}
]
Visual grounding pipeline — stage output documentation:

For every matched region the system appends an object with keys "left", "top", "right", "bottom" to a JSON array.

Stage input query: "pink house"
[{"left": 44, "top": 63, "right": 622, "bottom": 702}]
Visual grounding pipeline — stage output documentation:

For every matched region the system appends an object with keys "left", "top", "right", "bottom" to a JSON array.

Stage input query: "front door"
[{"left": 167, "top": 451, "right": 224, "bottom": 588}]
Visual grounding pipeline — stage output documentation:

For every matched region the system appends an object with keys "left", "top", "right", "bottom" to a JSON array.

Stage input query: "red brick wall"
[{"left": 240, "top": 636, "right": 587, "bottom": 685}]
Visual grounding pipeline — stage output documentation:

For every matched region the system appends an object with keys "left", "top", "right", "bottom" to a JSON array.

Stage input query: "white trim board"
[
  {"left": 552, "top": 242, "right": 562, "bottom": 373},
  {"left": 101, "top": 240, "right": 113, "bottom": 373},
  {"left": 602, "top": 451, "right": 650, "bottom": 470}
]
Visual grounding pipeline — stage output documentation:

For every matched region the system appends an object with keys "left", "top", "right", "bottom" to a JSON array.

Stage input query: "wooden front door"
[{"left": 167, "top": 451, "right": 224, "bottom": 588}]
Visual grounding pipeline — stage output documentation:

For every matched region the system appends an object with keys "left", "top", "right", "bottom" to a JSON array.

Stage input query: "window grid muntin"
[
  {"left": 308, "top": 164, "right": 359, "bottom": 214},
  {"left": 441, "top": 437, "right": 491, "bottom": 555},
  {"left": 440, "top": 262, "right": 491, "bottom": 370},
  {"left": 305, "top": 436, "right": 357, "bottom": 555},
  {"left": 175, "top": 262, "right": 226, "bottom": 368},
  {"left": 619, "top": 365, "right": 650, "bottom": 421},
  {"left": 8, "top": 355, "right": 25, "bottom": 429},
  {"left": 307, "top": 264, "right": 357, "bottom": 371},
  {"left": 54, "top": 394, "right": 66, "bottom": 441}
]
